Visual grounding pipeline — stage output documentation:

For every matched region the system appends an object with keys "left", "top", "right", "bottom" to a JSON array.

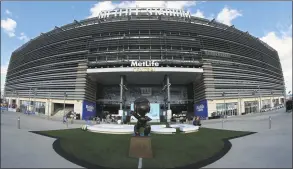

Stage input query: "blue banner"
[
  {"left": 1, "top": 107, "right": 8, "bottom": 111},
  {"left": 194, "top": 100, "right": 208, "bottom": 120},
  {"left": 82, "top": 100, "right": 96, "bottom": 120},
  {"left": 131, "top": 103, "right": 160, "bottom": 122}
]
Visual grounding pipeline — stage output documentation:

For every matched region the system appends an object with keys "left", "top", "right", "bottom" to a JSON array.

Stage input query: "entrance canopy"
[{"left": 87, "top": 67, "right": 203, "bottom": 85}]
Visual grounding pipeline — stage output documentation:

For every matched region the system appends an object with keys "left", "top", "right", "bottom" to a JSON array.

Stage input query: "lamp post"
[
  {"left": 258, "top": 85, "right": 262, "bottom": 112},
  {"left": 271, "top": 91, "right": 275, "bottom": 108},
  {"left": 63, "top": 92, "right": 67, "bottom": 117},
  {"left": 12, "top": 89, "right": 16, "bottom": 110},
  {"left": 47, "top": 92, "right": 51, "bottom": 119},
  {"left": 238, "top": 90, "right": 242, "bottom": 116},
  {"left": 28, "top": 87, "right": 32, "bottom": 113},
  {"left": 284, "top": 80, "right": 287, "bottom": 106},
  {"left": 33, "top": 88, "right": 37, "bottom": 114},
  {"left": 252, "top": 90, "right": 256, "bottom": 113},
  {"left": 222, "top": 92, "right": 226, "bottom": 117},
  {"left": 16, "top": 91, "right": 19, "bottom": 111}
]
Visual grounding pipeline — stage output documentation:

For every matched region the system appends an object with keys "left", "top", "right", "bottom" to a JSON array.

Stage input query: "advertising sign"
[
  {"left": 130, "top": 103, "right": 160, "bottom": 122},
  {"left": 130, "top": 60, "right": 159, "bottom": 67},
  {"left": 1, "top": 107, "right": 8, "bottom": 111},
  {"left": 140, "top": 88, "right": 152, "bottom": 96},
  {"left": 194, "top": 100, "right": 208, "bottom": 120},
  {"left": 82, "top": 100, "right": 96, "bottom": 120}
]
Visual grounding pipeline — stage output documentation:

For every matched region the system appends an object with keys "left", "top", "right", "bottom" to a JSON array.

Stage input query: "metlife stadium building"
[{"left": 4, "top": 8, "right": 286, "bottom": 120}]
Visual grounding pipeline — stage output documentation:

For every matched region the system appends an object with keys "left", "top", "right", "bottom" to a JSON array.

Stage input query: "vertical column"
[
  {"left": 119, "top": 75, "right": 125, "bottom": 117},
  {"left": 166, "top": 75, "right": 171, "bottom": 110},
  {"left": 258, "top": 99, "right": 261, "bottom": 112},
  {"left": 119, "top": 75, "right": 124, "bottom": 110},
  {"left": 258, "top": 85, "right": 262, "bottom": 112},
  {"left": 46, "top": 99, "right": 50, "bottom": 116},
  {"left": 166, "top": 75, "right": 172, "bottom": 122}
]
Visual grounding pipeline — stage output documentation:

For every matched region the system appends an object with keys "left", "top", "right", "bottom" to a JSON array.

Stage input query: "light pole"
[
  {"left": 16, "top": 91, "right": 19, "bottom": 111},
  {"left": 63, "top": 92, "right": 67, "bottom": 117},
  {"left": 47, "top": 92, "right": 51, "bottom": 119},
  {"left": 28, "top": 87, "right": 32, "bottom": 113},
  {"left": 258, "top": 85, "right": 262, "bottom": 112},
  {"left": 271, "top": 91, "right": 275, "bottom": 108},
  {"left": 12, "top": 89, "right": 16, "bottom": 110},
  {"left": 33, "top": 88, "right": 37, "bottom": 114},
  {"left": 222, "top": 92, "right": 226, "bottom": 117},
  {"left": 238, "top": 90, "right": 242, "bottom": 116},
  {"left": 252, "top": 90, "right": 256, "bottom": 113}
]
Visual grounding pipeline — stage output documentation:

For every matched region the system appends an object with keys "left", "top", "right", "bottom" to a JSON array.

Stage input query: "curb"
[{"left": 30, "top": 130, "right": 256, "bottom": 169}]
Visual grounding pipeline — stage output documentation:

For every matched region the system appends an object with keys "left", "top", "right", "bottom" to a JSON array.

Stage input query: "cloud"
[
  {"left": 192, "top": 9, "right": 205, "bottom": 18},
  {"left": 216, "top": 6, "right": 242, "bottom": 26},
  {"left": 260, "top": 25, "right": 292, "bottom": 93},
  {"left": 18, "top": 32, "right": 30, "bottom": 42},
  {"left": 1, "top": 18, "right": 17, "bottom": 37},
  {"left": 5, "top": 9, "right": 12, "bottom": 16},
  {"left": 1, "top": 62, "right": 9, "bottom": 92},
  {"left": 88, "top": 1, "right": 197, "bottom": 18}
]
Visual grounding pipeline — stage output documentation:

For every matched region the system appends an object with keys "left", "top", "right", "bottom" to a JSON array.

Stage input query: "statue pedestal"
[{"left": 129, "top": 136, "right": 153, "bottom": 158}]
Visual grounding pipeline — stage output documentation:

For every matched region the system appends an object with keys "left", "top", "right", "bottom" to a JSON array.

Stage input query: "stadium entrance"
[{"left": 87, "top": 67, "right": 203, "bottom": 121}]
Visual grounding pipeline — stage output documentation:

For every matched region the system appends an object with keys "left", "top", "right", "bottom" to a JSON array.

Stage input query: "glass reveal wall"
[
  {"left": 244, "top": 101, "right": 258, "bottom": 114},
  {"left": 261, "top": 99, "right": 271, "bottom": 109},
  {"left": 216, "top": 102, "right": 238, "bottom": 116},
  {"left": 19, "top": 100, "right": 46, "bottom": 114}
]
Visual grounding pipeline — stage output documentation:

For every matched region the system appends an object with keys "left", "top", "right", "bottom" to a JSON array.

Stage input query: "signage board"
[
  {"left": 1, "top": 107, "right": 8, "bottom": 111},
  {"left": 194, "top": 100, "right": 208, "bottom": 120},
  {"left": 130, "top": 60, "right": 159, "bottom": 67},
  {"left": 98, "top": 8, "right": 191, "bottom": 19},
  {"left": 130, "top": 103, "right": 160, "bottom": 122},
  {"left": 82, "top": 100, "right": 96, "bottom": 120},
  {"left": 140, "top": 88, "right": 152, "bottom": 96}
]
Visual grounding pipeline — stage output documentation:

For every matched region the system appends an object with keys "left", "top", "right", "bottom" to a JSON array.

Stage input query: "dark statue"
[{"left": 131, "top": 97, "right": 152, "bottom": 136}]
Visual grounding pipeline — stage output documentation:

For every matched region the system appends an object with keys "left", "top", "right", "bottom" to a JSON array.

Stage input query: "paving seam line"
[{"left": 138, "top": 158, "right": 142, "bottom": 169}]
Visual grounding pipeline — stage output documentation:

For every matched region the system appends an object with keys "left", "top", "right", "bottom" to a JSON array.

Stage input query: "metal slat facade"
[{"left": 5, "top": 14, "right": 285, "bottom": 103}]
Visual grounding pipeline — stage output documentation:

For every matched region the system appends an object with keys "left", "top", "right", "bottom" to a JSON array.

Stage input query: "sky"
[{"left": 1, "top": 1, "right": 292, "bottom": 94}]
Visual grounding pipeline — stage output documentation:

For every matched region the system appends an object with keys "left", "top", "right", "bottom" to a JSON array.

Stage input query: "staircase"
[{"left": 52, "top": 108, "right": 73, "bottom": 117}]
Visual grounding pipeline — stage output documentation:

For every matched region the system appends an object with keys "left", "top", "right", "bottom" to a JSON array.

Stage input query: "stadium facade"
[{"left": 4, "top": 8, "right": 286, "bottom": 120}]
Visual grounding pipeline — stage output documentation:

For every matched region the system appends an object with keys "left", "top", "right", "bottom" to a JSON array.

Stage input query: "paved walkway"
[
  {"left": 203, "top": 109, "right": 292, "bottom": 168},
  {"left": 1, "top": 111, "right": 82, "bottom": 168},
  {"left": 1, "top": 110, "right": 292, "bottom": 168}
]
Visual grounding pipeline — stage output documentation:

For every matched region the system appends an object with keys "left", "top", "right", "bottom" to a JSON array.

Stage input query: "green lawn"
[{"left": 33, "top": 128, "right": 255, "bottom": 168}]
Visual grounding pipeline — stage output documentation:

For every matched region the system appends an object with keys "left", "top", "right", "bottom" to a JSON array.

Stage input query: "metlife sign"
[
  {"left": 98, "top": 8, "right": 191, "bottom": 19},
  {"left": 82, "top": 100, "right": 96, "bottom": 120},
  {"left": 130, "top": 60, "right": 159, "bottom": 67},
  {"left": 194, "top": 100, "right": 208, "bottom": 120}
]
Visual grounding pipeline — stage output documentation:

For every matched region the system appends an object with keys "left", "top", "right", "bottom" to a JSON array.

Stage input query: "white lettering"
[
  {"left": 146, "top": 8, "right": 152, "bottom": 15},
  {"left": 196, "top": 104, "right": 205, "bottom": 112},
  {"left": 97, "top": 7, "right": 191, "bottom": 19},
  {"left": 130, "top": 60, "right": 159, "bottom": 67},
  {"left": 86, "top": 105, "right": 94, "bottom": 112}
]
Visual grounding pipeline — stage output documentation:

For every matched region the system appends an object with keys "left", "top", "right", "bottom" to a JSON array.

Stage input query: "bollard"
[
  {"left": 269, "top": 116, "right": 271, "bottom": 129},
  {"left": 222, "top": 118, "right": 224, "bottom": 128},
  {"left": 17, "top": 117, "right": 20, "bottom": 129}
]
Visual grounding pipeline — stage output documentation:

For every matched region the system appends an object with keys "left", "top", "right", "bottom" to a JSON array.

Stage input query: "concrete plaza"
[
  {"left": 1, "top": 109, "right": 292, "bottom": 168},
  {"left": 1, "top": 111, "right": 82, "bottom": 168},
  {"left": 203, "top": 109, "right": 292, "bottom": 168}
]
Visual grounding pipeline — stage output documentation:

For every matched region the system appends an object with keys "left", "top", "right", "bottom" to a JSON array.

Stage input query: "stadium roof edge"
[{"left": 12, "top": 11, "right": 277, "bottom": 55}]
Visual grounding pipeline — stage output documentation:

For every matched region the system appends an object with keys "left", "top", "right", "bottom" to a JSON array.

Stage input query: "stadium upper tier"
[{"left": 4, "top": 8, "right": 285, "bottom": 102}]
